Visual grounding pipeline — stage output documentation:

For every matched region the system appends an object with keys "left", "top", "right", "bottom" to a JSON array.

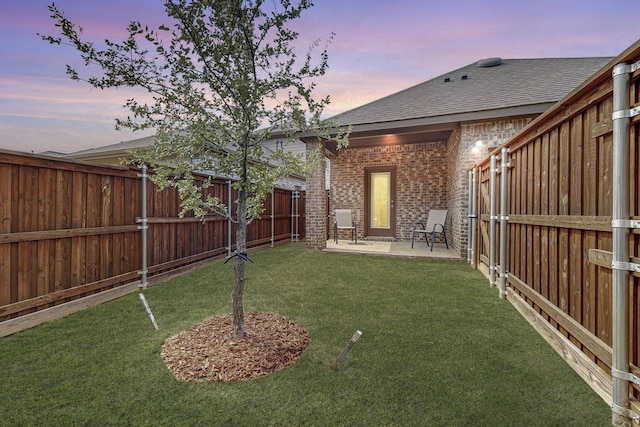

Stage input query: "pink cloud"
[{"left": 2, "top": 0, "right": 639, "bottom": 155}]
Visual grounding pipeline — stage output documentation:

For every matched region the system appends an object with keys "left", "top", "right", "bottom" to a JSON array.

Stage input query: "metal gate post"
[
  {"left": 610, "top": 61, "right": 640, "bottom": 427},
  {"left": 227, "top": 180, "right": 232, "bottom": 259},
  {"left": 489, "top": 155, "right": 497, "bottom": 287},
  {"left": 271, "top": 189, "right": 275, "bottom": 247},
  {"left": 498, "top": 148, "right": 509, "bottom": 299},
  {"left": 467, "top": 170, "right": 475, "bottom": 264},
  {"left": 138, "top": 164, "right": 148, "bottom": 289},
  {"left": 291, "top": 187, "right": 300, "bottom": 242},
  {"left": 471, "top": 168, "right": 477, "bottom": 267}
]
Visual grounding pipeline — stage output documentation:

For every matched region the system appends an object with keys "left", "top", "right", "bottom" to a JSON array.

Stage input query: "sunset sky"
[{"left": 1, "top": 0, "right": 638, "bottom": 154}]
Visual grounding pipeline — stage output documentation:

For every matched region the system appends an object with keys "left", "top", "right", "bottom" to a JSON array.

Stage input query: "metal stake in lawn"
[
  {"left": 331, "top": 330, "right": 362, "bottom": 370},
  {"left": 139, "top": 293, "right": 159, "bottom": 330}
]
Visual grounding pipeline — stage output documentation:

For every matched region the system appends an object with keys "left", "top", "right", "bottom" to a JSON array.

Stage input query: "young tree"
[{"left": 42, "top": 0, "right": 348, "bottom": 338}]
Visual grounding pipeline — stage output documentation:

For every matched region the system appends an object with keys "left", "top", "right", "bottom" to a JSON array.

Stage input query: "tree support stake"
[
  {"left": 331, "top": 330, "right": 362, "bottom": 370},
  {"left": 139, "top": 293, "right": 159, "bottom": 330}
]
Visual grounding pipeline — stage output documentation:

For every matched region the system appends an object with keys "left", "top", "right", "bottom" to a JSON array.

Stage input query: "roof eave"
[
  {"left": 66, "top": 150, "right": 130, "bottom": 160},
  {"left": 296, "top": 103, "right": 554, "bottom": 143}
]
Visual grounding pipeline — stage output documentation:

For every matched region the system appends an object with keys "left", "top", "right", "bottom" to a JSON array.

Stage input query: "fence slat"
[{"left": 0, "top": 165, "right": 11, "bottom": 306}]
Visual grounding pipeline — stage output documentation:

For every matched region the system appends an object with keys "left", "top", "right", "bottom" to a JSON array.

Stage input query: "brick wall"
[
  {"left": 330, "top": 141, "right": 448, "bottom": 241},
  {"left": 444, "top": 128, "right": 464, "bottom": 255},
  {"left": 446, "top": 117, "right": 534, "bottom": 256},
  {"left": 308, "top": 116, "right": 535, "bottom": 254},
  {"left": 305, "top": 140, "right": 327, "bottom": 250}
]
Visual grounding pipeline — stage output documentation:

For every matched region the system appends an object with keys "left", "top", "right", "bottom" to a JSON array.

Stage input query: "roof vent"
[
  {"left": 444, "top": 77, "right": 451, "bottom": 83},
  {"left": 477, "top": 57, "right": 503, "bottom": 68},
  {"left": 461, "top": 74, "right": 468, "bottom": 80}
]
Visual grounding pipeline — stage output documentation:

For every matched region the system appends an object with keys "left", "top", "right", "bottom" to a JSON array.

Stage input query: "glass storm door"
[{"left": 366, "top": 168, "right": 396, "bottom": 237}]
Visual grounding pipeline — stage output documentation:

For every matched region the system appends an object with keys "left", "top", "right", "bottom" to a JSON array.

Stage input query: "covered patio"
[
  {"left": 324, "top": 239, "right": 459, "bottom": 259},
  {"left": 301, "top": 56, "right": 611, "bottom": 257}
]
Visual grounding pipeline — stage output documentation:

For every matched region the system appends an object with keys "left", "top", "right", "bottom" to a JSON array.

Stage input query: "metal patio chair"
[
  {"left": 411, "top": 209, "right": 448, "bottom": 251},
  {"left": 334, "top": 209, "right": 357, "bottom": 244}
]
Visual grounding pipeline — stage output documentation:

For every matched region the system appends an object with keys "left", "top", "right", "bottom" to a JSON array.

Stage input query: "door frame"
[{"left": 364, "top": 166, "right": 396, "bottom": 238}]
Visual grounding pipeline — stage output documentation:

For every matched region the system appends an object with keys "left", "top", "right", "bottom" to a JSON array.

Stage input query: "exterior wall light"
[{"left": 471, "top": 140, "right": 484, "bottom": 154}]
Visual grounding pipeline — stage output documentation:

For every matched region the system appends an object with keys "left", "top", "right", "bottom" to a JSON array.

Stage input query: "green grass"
[{"left": 0, "top": 243, "right": 609, "bottom": 426}]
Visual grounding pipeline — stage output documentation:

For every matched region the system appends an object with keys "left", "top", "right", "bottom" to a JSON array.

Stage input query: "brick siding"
[
  {"left": 447, "top": 118, "right": 534, "bottom": 256},
  {"left": 305, "top": 140, "right": 327, "bottom": 250},
  {"left": 306, "top": 116, "right": 535, "bottom": 254},
  {"left": 330, "top": 141, "right": 448, "bottom": 241}
]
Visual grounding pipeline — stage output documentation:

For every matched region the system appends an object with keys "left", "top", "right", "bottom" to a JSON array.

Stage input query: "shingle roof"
[
  {"left": 67, "top": 135, "right": 155, "bottom": 158},
  {"left": 330, "top": 57, "right": 612, "bottom": 127}
]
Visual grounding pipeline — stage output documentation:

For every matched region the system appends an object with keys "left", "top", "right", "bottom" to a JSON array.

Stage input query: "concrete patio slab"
[{"left": 324, "top": 240, "right": 461, "bottom": 259}]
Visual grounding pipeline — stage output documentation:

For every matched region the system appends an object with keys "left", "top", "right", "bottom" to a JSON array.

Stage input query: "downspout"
[
  {"left": 498, "top": 148, "right": 509, "bottom": 299},
  {"left": 610, "top": 61, "right": 640, "bottom": 426},
  {"left": 489, "top": 155, "right": 497, "bottom": 287}
]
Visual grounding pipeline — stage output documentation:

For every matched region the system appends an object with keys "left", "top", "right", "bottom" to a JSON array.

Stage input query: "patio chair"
[
  {"left": 411, "top": 209, "right": 448, "bottom": 251},
  {"left": 334, "top": 209, "right": 357, "bottom": 244}
]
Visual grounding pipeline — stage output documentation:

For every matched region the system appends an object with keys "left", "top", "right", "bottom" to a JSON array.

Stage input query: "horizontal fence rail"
[
  {"left": 471, "top": 43, "right": 640, "bottom": 422},
  {"left": 0, "top": 151, "right": 305, "bottom": 334}
]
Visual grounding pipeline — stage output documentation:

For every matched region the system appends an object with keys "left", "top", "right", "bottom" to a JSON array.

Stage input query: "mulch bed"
[{"left": 161, "top": 312, "right": 310, "bottom": 382}]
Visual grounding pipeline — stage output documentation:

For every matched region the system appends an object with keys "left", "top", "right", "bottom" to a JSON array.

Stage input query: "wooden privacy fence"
[
  {"left": 0, "top": 150, "right": 305, "bottom": 336},
  {"left": 469, "top": 41, "right": 640, "bottom": 425}
]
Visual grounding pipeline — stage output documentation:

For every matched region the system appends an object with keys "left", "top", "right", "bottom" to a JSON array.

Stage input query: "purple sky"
[{"left": 1, "top": 0, "right": 638, "bottom": 154}]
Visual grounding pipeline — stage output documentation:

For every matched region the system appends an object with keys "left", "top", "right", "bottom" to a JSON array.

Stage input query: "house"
[
  {"left": 65, "top": 134, "right": 158, "bottom": 166},
  {"left": 299, "top": 56, "right": 612, "bottom": 256},
  {"left": 65, "top": 134, "right": 308, "bottom": 190}
]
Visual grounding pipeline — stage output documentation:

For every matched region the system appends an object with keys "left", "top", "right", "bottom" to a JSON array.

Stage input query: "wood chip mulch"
[{"left": 161, "top": 312, "right": 310, "bottom": 382}]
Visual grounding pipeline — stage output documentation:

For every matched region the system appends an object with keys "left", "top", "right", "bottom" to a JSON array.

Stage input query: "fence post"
[
  {"left": 489, "top": 155, "right": 497, "bottom": 287},
  {"left": 291, "top": 187, "right": 301, "bottom": 242},
  {"left": 138, "top": 164, "right": 149, "bottom": 289},
  {"left": 227, "top": 180, "right": 232, "bottom": 259},
  {"left": 471, "top": 168, "right": 477, "bottom": 267},
  {"left": 498, "top": 148, "right": 509, "bottom": 299},
  {"left": 271, "top": 189, "right": 275, "bottom": 247},
  {"left": 610, "top": 62, "right": 639, "bottom": 427}
]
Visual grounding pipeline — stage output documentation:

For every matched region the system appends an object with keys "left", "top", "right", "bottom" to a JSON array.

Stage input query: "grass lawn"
[{"left": 0, "top": 243, "right": 609, "bottom": 426}]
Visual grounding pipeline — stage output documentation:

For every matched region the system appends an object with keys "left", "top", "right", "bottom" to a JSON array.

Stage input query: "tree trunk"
[{"left": 232, "top": 189, "right": 247, "bottom": 339}]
